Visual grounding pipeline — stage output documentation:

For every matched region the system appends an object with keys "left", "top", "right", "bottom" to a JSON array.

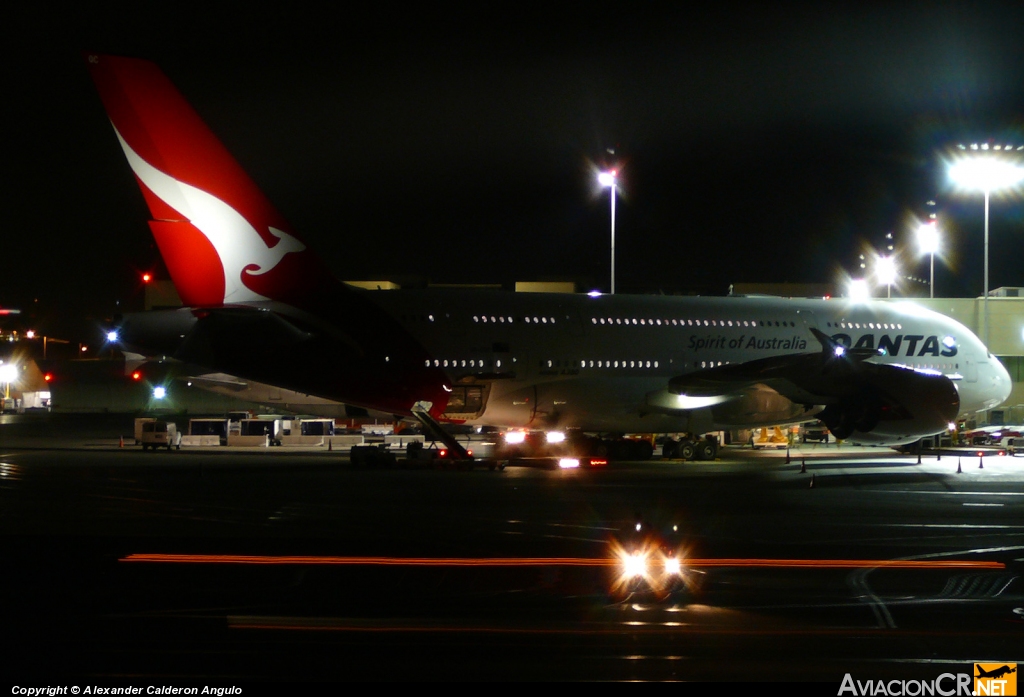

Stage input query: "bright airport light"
[
  {"left": 0, "top": 363, "right": 18, "bottom": 384},
  {"left": 875, "top": 256, "right": 897, "bottom": 298},
  {"left": 0, "top": 361, "right": 17, "bottom": 400},
  {"left": 917, "top": 221, "right": 939, "bottom": 255},
  {"left": 949, "top": 157, "right": 1024, "bottom": 193},
  {"left": 847, "top": 278, "right": 870, "bottom": 303},
  {"left": 106, "top": 330, "right": 119, "bottom": 343},
  {"left": 152, "top": 386, "right": 167, "bottom": 400}
]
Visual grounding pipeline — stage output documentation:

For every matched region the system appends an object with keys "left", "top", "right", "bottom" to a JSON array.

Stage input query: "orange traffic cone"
[
  {"left": 809, "top": 473, "right": 815, "bottom": 488},
  {"left": 119, "top": 435, "right": 124, "bottom": 448}
]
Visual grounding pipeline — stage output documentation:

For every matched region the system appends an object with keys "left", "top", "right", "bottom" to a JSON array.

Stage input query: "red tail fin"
[{"left": 84, "top": 53, "right": 330, "bottom": 307}]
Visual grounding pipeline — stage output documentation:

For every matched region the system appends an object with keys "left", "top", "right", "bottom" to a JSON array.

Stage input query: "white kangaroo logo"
[{"left": 114, "top": 127, "right": 305, "bottom": 303}]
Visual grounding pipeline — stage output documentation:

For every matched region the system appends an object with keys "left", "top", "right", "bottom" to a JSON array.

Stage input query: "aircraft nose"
[{"left": 996, "top": 357, "right": 1012, "bottom": 405}]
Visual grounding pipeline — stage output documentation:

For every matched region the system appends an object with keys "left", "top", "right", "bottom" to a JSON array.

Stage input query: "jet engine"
[{"left": 668, "top": 328, "right": 960, "bottom": 446}]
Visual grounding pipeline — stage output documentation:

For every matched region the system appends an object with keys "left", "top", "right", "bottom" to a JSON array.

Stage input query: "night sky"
[{"left": 8, "top": 3, "right": 1024, "bottom": 340}]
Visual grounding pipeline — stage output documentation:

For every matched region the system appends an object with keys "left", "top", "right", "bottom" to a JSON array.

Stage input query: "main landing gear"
[{"left": 661, "top": 435, "right": 718, "bottom": 461}]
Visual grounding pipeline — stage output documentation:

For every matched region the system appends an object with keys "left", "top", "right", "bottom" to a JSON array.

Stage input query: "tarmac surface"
[{"left": 1, "top": 414, "right": 1022, "bottom": 684}]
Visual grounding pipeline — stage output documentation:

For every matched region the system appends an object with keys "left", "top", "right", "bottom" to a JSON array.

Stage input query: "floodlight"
[
  {"left": 848, "top": 278, "right": 870, "bottom": 303},
  {"left": 949, "top": 157, "right": 1024, "bottom": 193},
  {"left": 0, "top": 363, "right": 18, "bottom": 384}
]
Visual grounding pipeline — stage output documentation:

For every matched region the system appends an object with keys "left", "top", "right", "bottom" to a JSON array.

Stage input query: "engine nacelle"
[{"left": 818, "top": 363, "right": 959, "bottom": 445}]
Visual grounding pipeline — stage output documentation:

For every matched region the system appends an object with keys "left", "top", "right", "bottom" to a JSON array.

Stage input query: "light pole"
[
  {"left": 949, "top": 147, "right": 1024, "bottom": 348},
  {"left": 598, "top": 170, "right": 617, "bottom": 294},
  {"left": 917, "top": 221, "right": 939, "bottom": 298}
]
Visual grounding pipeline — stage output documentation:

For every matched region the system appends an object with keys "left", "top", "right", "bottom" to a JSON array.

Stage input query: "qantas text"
[
  {"left": 831, "top": 334, "right": 957, "bottom": 358},
  {"left": 686, "top": 333, "right": 954, "bottom": 357}
]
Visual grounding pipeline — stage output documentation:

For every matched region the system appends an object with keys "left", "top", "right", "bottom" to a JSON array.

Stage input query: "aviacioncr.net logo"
[{"left": 838, "top": 673, "right": 972, "bottom": 696}]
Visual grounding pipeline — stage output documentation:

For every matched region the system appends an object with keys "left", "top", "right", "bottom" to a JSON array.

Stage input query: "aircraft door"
[
  {"left": 964, "top": 356, "right": 979, "bottom": 383},
  {"left": 559, "top": 302, "right": 586, "bottom": 338},
  {"left": 795, "top": 309, "right": 820, "bottom": 333}
]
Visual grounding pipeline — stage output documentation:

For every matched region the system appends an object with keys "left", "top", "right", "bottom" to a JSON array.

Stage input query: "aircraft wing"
[
  {"left": 185, "top": 372, "right": 252, "bottom": 392},
  {"left": 667, "top": 328, "right": 960, "bottom": 440}
]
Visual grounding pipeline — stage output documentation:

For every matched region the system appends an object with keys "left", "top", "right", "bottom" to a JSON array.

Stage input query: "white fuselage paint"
[{"left": 368, "top": 291, "right": 1011, "bottom": 434}]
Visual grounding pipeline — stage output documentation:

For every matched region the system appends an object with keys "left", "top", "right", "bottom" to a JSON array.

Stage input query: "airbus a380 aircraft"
[{"left": 84, "top": 53, "right": 1011, "bottom": 455}]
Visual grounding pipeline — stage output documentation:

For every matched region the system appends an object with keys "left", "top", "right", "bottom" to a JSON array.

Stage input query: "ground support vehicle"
[
  {"left": 140, "top": 421, "right": 180, "bottom": 451},
  {"left": 348, "top": 441, "right": 504, "bottom": 471},
  {"left": 801, "top": 421, "right": 829, "bottom": 443},
  {"left": 497, "top": 431, "right": 657, "bottom": 462},
  {"left": 752, "top": 426, "right": 789, "bottom": 450}
]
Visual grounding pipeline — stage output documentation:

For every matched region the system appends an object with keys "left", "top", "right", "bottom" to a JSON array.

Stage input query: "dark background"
[{"left": 7, "top": 2, "right": 1024, "bottom": 340}]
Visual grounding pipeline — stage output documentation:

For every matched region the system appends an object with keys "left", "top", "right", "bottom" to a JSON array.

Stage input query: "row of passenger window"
[
  {"left": 590, "top": 317, "right": 797, "bottom": 328},
  {"left": 827, "top": 321, "right": 904, "bottom": 330},
  {"left": 425, "top": 358, "right": 510, "bottom": 369},
  {"left": 416, "top": 313, "right": 813, "bottom": 329},
  {"left": 904, "top": 362, "right": 958, "bottom": 371},
  {"left": 555, "top": 359, "right": 661, "bottom": 369},
  {"left": 545, "top": 359, "right": 732, "bottom": 370},
  {"left": 473, "top": 315, "right": 558, "bottom": 324}
]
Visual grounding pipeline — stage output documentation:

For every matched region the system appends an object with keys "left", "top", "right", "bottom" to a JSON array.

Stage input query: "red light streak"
[{"left": 120, "top": 553, "right": 1004, "bottom": 570}]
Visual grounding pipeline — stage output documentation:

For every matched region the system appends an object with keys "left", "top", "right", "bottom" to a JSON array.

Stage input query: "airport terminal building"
[{"left": 911, "top": 289, "right": 1024, "bottom": 426}]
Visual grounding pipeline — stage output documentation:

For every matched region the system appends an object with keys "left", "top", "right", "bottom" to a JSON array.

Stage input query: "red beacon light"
[
  {"left": 131, "top": 371, "right": 142, "bottom": 381},
  {"left": 43, "top": 373, "right": 52, "bottom": 382},
  {"left": 142, "top": 273, "right": 152, "bottom": 283}
]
